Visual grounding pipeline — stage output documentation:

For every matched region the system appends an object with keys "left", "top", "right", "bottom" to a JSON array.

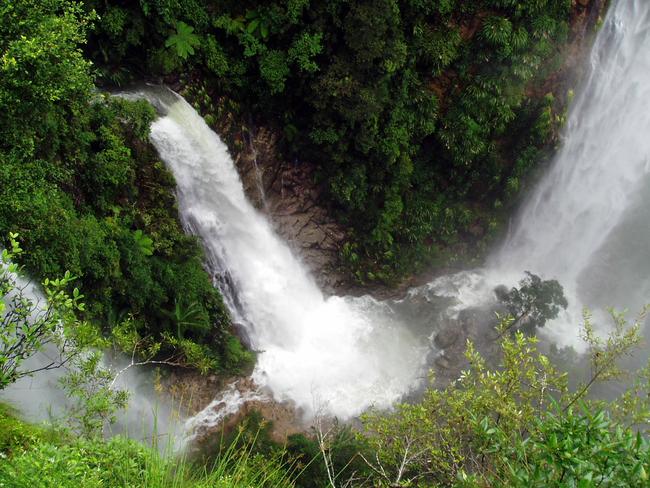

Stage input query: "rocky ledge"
[{"left": 233, "top": 126, "right": 349, "bottom": 294}]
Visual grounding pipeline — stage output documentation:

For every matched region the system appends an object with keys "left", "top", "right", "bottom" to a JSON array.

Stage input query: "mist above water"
[{"left": 0, "top": 271, "right": 186, "bottom": 446}]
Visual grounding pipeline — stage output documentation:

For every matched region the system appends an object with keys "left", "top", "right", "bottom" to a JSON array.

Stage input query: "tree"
[
  {"left": 0, "top": 1, "right": 238, "bottom": 374},
  {"left": 361, "top": 310, "right": 649, "bottom": 487},
  {"left": 495, "top": 271, "right": 568, "bottom": 334},
  {"left": 469, "top": 403, "right": 650, "bottom": 487},
  {"left": 59, "top": 351, "right": 129, "bottom": 439},
  {"left": 0, "top": 0, "right": 95, "bottom": 156},
  {"left": 0, "top": 233, "right": 95, "bottom": 389}
]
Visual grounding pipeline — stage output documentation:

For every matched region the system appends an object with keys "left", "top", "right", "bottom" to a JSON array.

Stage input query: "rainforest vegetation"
[
  {"left": 5, "top": 0, "right": 650, "bottom": 487},
  {"left": 84, "top": 0, "right": 575, "bottom": 282},
  {"left": 0, "top": 0, "right": 577, "bottom": 361}
]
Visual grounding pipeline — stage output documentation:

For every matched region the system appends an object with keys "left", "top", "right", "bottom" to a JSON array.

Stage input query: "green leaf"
[
  {"left": 133, "top": 230, "right": 153, "bottom": 256},
  {"left": 165, "top": 21, "right": 200, "bottom": 60},
  {"left": 633, "top": 462, "right": 648, "bottom": 481},
  {"left": 247, "top": 19, "right": 259, "bottom": 34}
]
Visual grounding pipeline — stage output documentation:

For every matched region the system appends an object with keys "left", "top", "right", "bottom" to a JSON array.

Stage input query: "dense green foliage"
[
  {"left": 475, "top": 404, "right": 650, "bottom": 486},
  {"left": 495, "top": 271, "right": 568, "bottom": 334},
  {"left": 360, "top": 312, "right": 650, "bottom": 486},
  {"left": 3, "top": 310, "right": 650, "bottom": 487},
  {"left": 0, "top": 0, "right": 251, "bottom": 371},
  {"left": 0, "top": 405, "right": 294, "bottom": 488},
  {"left": 86, "top": 0, "right": 573, "bottom": 281}
]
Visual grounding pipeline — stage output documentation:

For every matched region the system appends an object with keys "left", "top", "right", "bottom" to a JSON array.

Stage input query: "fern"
[
  {"left": 481, "top": 16, "right": 513, "bottom": 47},
  {"left": 133, "top": 229, "right": 153, "bottom": 256}
]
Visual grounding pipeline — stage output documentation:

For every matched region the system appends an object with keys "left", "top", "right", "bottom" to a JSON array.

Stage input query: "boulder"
[
  {"left": 434, "top": 325, "right": 461, "bottom": 349},
  {"left": 434, "top": 354, "right": 452, "bottom": 370}
]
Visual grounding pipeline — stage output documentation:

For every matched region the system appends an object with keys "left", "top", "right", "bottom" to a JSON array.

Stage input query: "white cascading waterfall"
[
  {"left": 494, "top": 0, "right": 650, "bottom": 337},
  {"left": 421, "top": 0, "right": 650, "bottom": 348},
  {"left": 137, "top": 89, "right": 431, "bottom": 422}
]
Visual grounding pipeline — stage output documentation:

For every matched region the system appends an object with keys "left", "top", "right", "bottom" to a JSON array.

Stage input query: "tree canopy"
[{"left": 84, "top": 0, "right": 575, "bottom": 282}]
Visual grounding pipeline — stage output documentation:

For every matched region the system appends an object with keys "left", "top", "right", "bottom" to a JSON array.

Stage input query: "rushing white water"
[
  {"left": 419, "top": 0, "right": 650, "bottom": 349},
  {"left": 138, "top": 89, "right": 431, "bottom": 421},
  {"left": 495, "top": 0, "right": 650, "bottom": 335}
]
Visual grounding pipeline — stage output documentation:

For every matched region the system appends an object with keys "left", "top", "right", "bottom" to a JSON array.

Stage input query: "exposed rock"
[
  {"left": 429, "top": 302, "right": 507, "bottom": 388},
  {"left": 220, "top": 398, "right": 305, "bottom": 445},
  {"left": 216, "top": 123, "right": 351, "bottom": 294},
  {"left": 468, "top": 222, "right": 485, "bottom": 238},
  {"left": 458, "top": 306, "right": 503, "bottom": 342},
  {"left": 434, "top": 325, "right": 461, "bottom": 349},
  {"left": 161, "top": 371, "right": 308, "bottom": 452},
  {"left": 434, "top": 354, "right": 452, "bottom": 370},
  {"left": 163, "top": 368, "right": 232, "bottom": 416},
  {"left": 185, "top": 378, "right": 306, "bottom": 450}
]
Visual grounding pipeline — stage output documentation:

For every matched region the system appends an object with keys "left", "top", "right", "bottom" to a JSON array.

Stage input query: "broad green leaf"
[{"left": 165, "top": 21, "right": 200, "bottom": 60}]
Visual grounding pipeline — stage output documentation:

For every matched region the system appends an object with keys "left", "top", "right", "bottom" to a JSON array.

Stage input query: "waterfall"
[
  {"left": 132, "top": 0, "right": 650, "bottom": 425},
  {"left": 493, "top": 0, "right": 650, "bottom": 335},
  {"left": 137, "top": 88, "right": 431, "bottom": 420},
  {"left": 421, "top": 0, "right": 650, "bottom": 348},
  {"left": 494, "top": 1, "right": 650, "bottom": 282}
]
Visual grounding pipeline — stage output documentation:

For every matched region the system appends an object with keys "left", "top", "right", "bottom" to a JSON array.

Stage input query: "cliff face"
[
  {"left": 183, "top": 0, "right": 607, "bottom": 297},
  {"left": 233, "top": 127, "right": 349, "bottom": 294}
]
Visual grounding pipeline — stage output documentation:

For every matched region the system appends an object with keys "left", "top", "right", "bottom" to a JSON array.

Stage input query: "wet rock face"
[
  {"left": 164, "top": 368, "right": 227, "bottom": 416},
  {"left": 162, "top": 371, "right": 307, "bottom": 452},
  {"left": 430, "top": 302, "right": 507, "bottom": 388},
  {"left": 232, "top": 126, "right": 350, "bottom": 294},
  {"left": 434, "top": 325, "right": 461, "bottom": 349}
]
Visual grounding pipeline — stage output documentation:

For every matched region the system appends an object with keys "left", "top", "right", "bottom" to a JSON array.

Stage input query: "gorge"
[
  {"left": 4, "top": 1, "right": 650, "bottom": 485},
  {"left": 119, "top": 0, "right": 650, "bottom": 437}
]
